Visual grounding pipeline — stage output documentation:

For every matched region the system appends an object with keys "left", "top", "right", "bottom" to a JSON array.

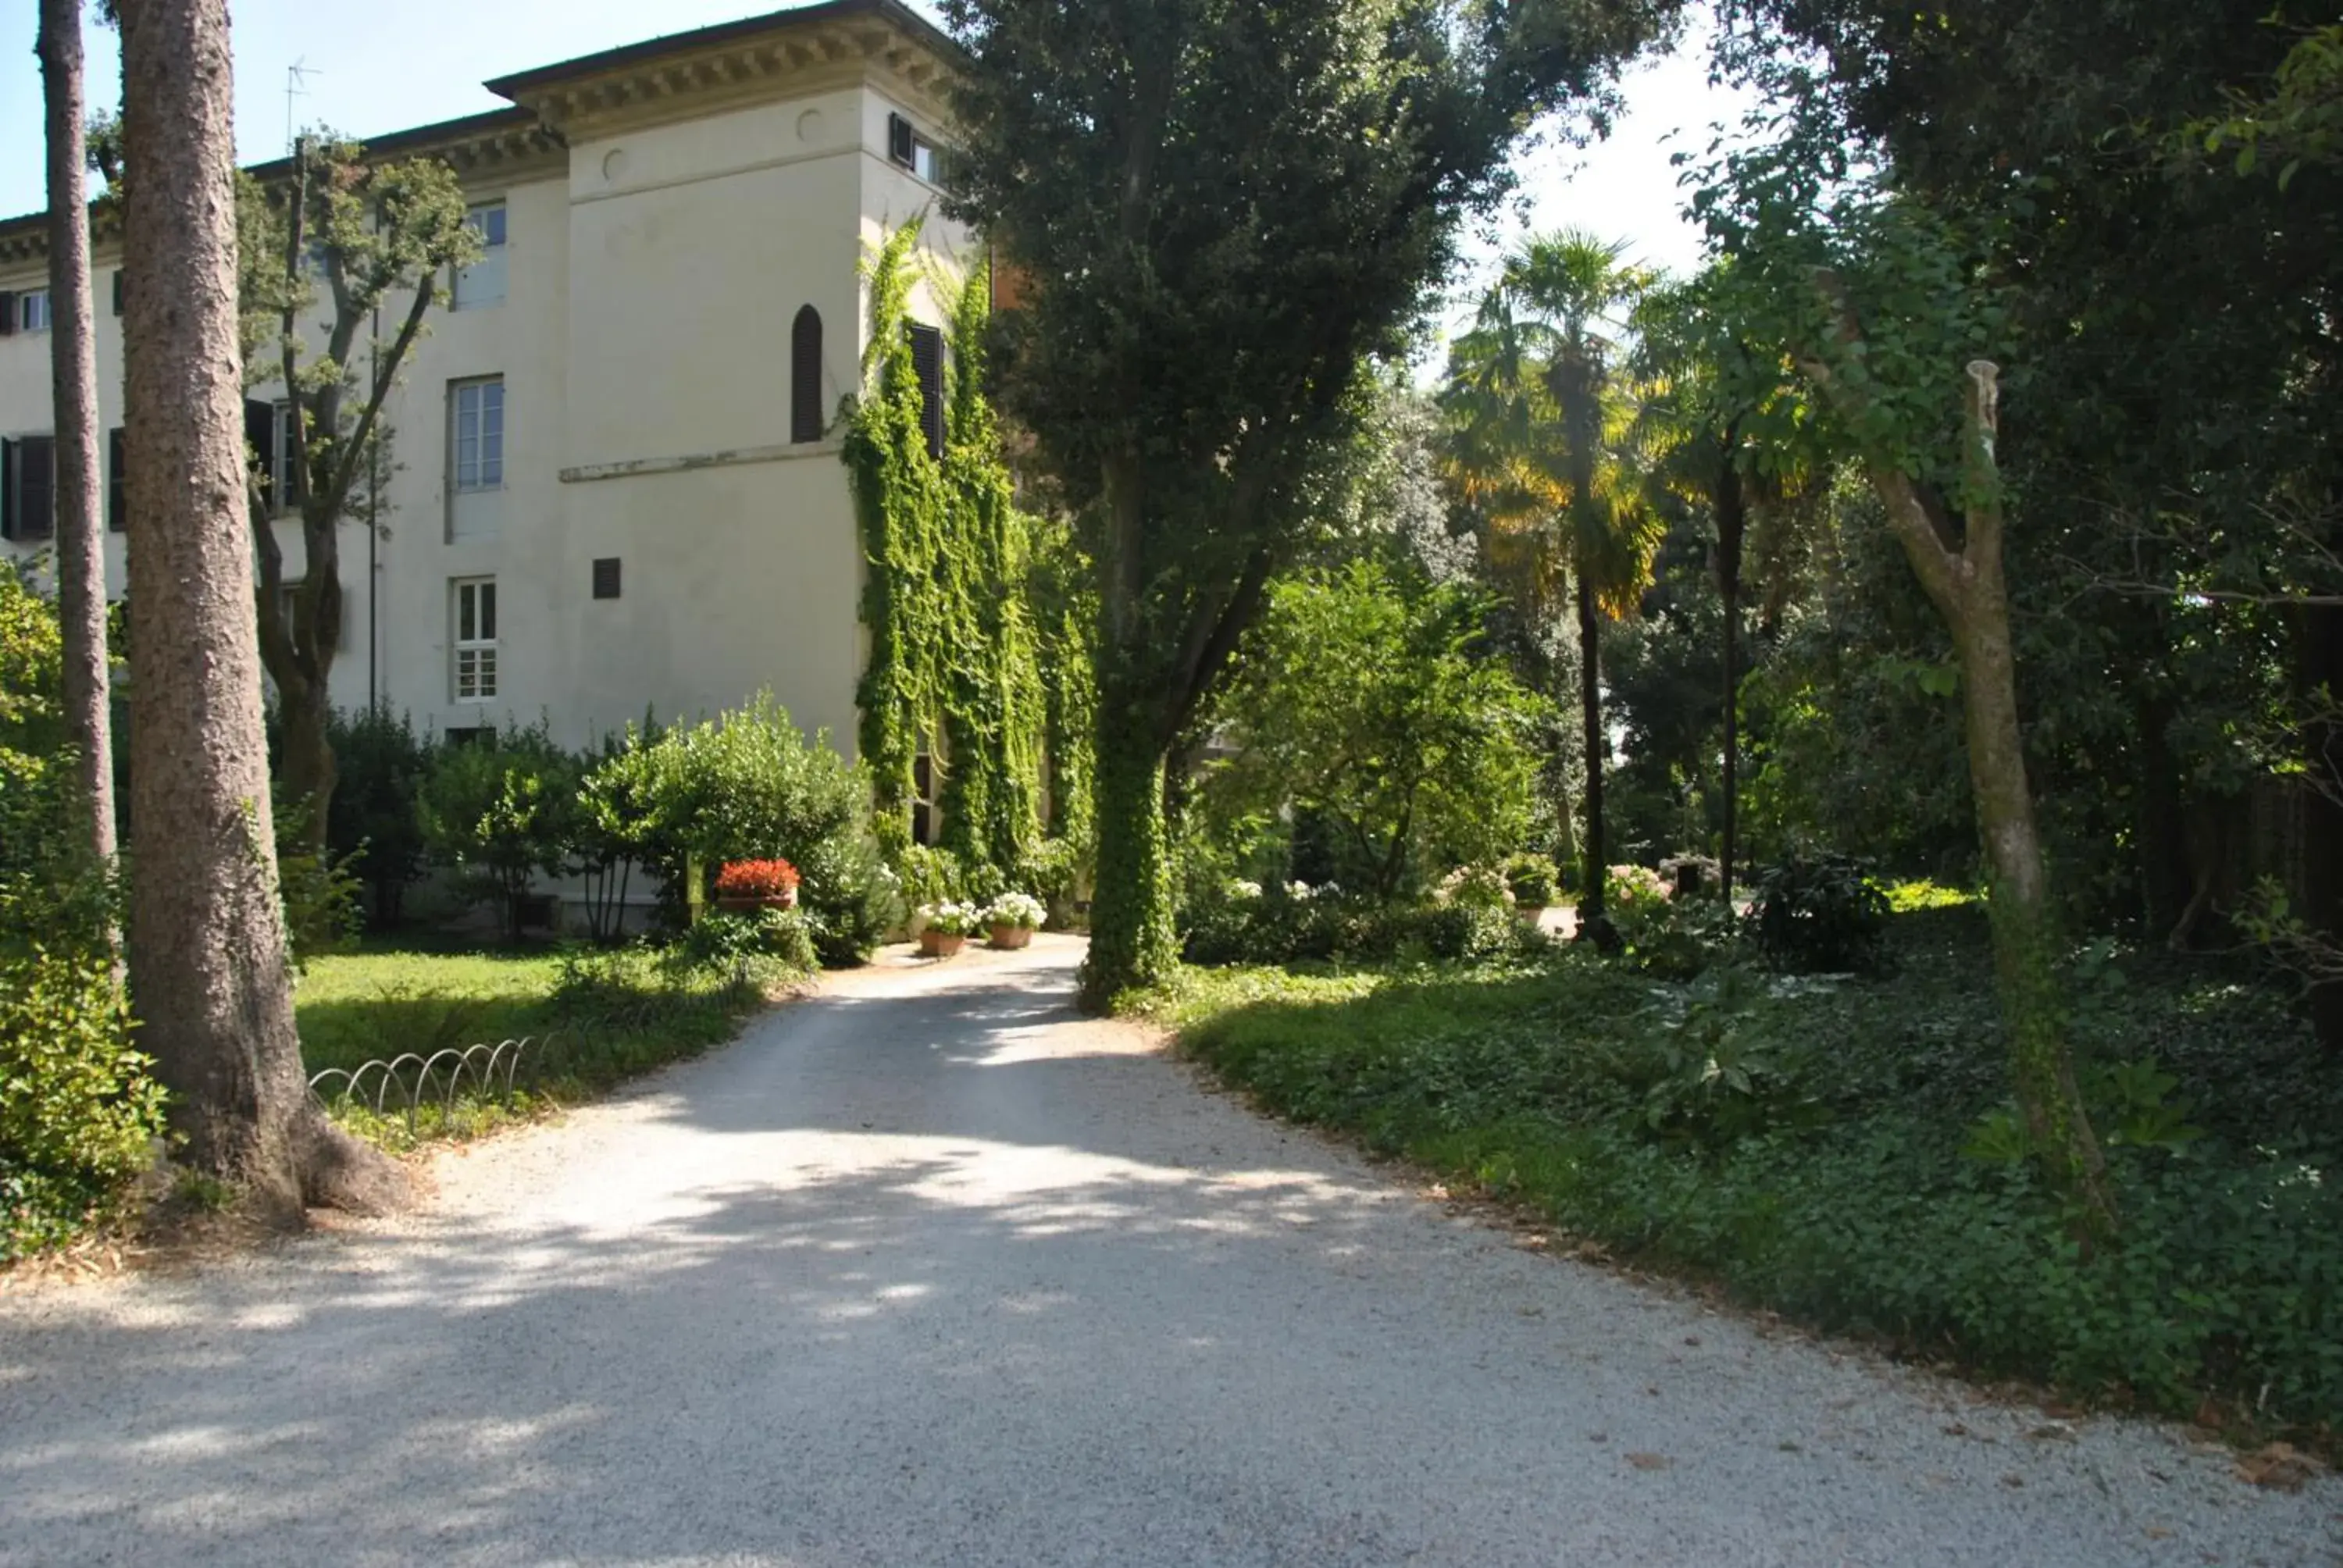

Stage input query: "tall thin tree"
[
  {"left": 37, "top": 0, "right": 112, "bottom": 864},
  {"left": 118, "top": 0, "right": 409, "bottom": 1216}
]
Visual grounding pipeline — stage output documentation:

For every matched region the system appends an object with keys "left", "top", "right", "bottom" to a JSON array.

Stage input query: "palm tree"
[
  {"left": 1443, "top": 232, "right": 1664, "bottom": 944},
  {"left": 1629, "top": 269, "right": 1824, "bottom": 905}
]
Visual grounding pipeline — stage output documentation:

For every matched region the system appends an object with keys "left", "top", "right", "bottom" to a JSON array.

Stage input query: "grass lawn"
[
  {"left": 1152, "top": 907, "right": 2343, "bottom": 1440},
  {"left": 294, "top": 940, "right": 778, "bottom": 1149}
]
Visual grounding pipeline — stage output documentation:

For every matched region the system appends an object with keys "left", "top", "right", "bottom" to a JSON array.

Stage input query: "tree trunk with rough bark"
[
  {"left": 39, "top": 0, "right": 112, "bottom": 864},
  {"left": 118, "top": 0, "right": 408, "bottom": 1218}
]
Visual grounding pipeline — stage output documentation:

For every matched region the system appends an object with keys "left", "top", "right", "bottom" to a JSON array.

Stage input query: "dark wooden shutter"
[
  {"left": 888, "top": 112, "right": 915, "bottom": 167},
  {"left": 790, "top": 305, "right": 823, "bottom": 444},
  {"left": 0, "top": 438, "right": 14, "bottom": 540},
  {"left": 907, "top": 323, "right": 944, "bottom": 460},
  {"left": 592, "top": 558, "right": 621, "bottom": 600},
  {"left": 16, "top": 437, "right": 53, "bottom": 540},
  {"left": 110, "top": 269, "right": 123, "bottom": 315},
  {"left": 0, "top": 293, "right": 14, "bottom": 337},
  {"left": 109, "top": 428, "right": 126, "bottom": 532},
  {"left": 244, "top": 397, "right": 277, "bottom": 511}
]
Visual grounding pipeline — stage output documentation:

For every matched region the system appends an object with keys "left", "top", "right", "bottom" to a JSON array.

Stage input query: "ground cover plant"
[{"left": 1156, "top": 901, "right": 2343, "bottom": 1438}]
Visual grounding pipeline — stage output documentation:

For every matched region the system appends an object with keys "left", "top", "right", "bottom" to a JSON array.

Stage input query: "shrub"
[
  {"left": 669, "top": 907, "right": 819, "bottom": 981},
  {"left": 419, "top": 722, "right": 577, "bottom": 940},
  {"left": 1017, "top": 836, "right": 1086, "bottom": 925},
  {"left": 0, "top": 945, "right": 165, "bottom": 1260},
  {"left": 1614, "top": 892, "right": 1744, "bottom": 980},
  {"left": 715, "top": 858, "right": 800, "bottom": 900},
  {"left": 897, "top": 844, "right": 965, "bottom": 907},
  {"left": 324, "top": 706, "right": 434, "bottom": 926},
  {"left": 0, "top": 565, "right": 166, "bottom": 1259},
  {"left": 985, "top": 891, "right": 1046, "bottom": 931},
  {"left": 1749, "top": 853, "right": 1891, "bottom": 973},
  {"left": 273, "top": 795, "right": 362, "bottom": 969},
  {"left": 1604, "top": 863, "right": 1671, "bottom": 911},
  {"left": 621, "top": 693, "right": 900, "bottom": 964},
  {"left": 1504, "top": 853, "right": 1560, "bottom": 907}
]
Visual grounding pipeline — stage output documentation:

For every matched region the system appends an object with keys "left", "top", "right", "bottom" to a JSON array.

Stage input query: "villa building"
[{"left": 0, "top": 0, "right": 971, "bottom": 758}]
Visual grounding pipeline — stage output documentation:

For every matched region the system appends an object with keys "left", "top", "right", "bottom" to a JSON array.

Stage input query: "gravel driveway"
[{"left": 3, "top": 936, "right": 2337, "bottom": 1566}]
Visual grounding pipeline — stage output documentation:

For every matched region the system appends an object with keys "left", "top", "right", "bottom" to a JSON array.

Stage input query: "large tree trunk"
[
  {"left": 1715, "top": 457, "right": 1746, "bottom": 903},
  {"left": 1573, "top": 573, "right": 1618, "bottom": 949},
  {"left": 1076, "top": 671, "right": 1179, "bottom": 1011},
  {"left": 38, "top": 0, "right": 112, "bottom": 864},
  {"left": 118, "top": 0, "right": 408, "bottom": 1218},
  {"left": 1863, "top": 362, "right": 2114, "bottom": 1231}
]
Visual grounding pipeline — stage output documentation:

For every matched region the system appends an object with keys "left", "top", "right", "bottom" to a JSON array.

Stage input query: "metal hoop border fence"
[{"left": 307, "top": 1035, "right": 565, "bottom": 1139}]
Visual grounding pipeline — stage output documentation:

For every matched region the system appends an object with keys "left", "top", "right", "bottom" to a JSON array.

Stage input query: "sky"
[{"left": 0, "top": 0, "right": 1752, "bottom": 324}]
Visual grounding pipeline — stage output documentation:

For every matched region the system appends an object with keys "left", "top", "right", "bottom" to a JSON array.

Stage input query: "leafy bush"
[
  {"left": 1181, "top": 883, "right": 1535, "bottom": 968},
  {"left": 1017, "top": 836, "right": 1086, "bottom": 925},
  {"left": 324, "top": 706, "right": 434, "bottom": 926},
  {"left": 1504, "top": 853, "right": 1560, "bottom": 907},
  {"left": 608, "top": 693, "right": 900, "bottom": 964},
  {"left": 0, "top": 565, "right": 165, "bottom": 1259},
  {"left": 668, "top": 907, "right": 819, "bottom": 982},
  {"left": 1201, "top": 558, "right": 1549, "bottom": 899},
  {"left": 1613, "top": 891, "right": 1744, "bottom": 980},
  {"left": 273, "top": 795, "right": 363, "bottom": 969},
  {"left": 1749, "top": 853, "right": 1891, "bottom": 973},
  {"left": 0, "top": 945, "right": 164, "bottom": 1260},
  {"left": 419, "top": 722, "right": 577, "bottom": 939},
  {"left": 897, "top": 844, "right": 965, "bottom": 908}
]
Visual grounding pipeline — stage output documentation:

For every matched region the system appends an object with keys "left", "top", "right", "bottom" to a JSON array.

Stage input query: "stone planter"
[
  {"left": 988, "top": 924, "right": 1033, "bottom": 950},
  {"left": 1514, "top": 901, "right": 1549, "bottom": 921},
  {"left": 919, "top": 928, "right": 966, "bottom": 959}
]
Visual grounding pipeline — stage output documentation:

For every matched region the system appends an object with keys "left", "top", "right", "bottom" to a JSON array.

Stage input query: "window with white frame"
[
  {"left": 452, "top": 578, "right": 497, "bottom": 703},
  {"left": 452, "top": 201, "right": 508, "bottom": 309},
  {"left": 451, "top": 378, "right": 505, "bottom": 493},
  {"left": 16, "top": 290, "right": 50, "bottom": 333}
]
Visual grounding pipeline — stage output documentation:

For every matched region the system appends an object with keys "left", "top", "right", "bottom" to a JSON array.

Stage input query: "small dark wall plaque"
[{"left": 592, "top": 557, "right": 621, "bottom": 599}]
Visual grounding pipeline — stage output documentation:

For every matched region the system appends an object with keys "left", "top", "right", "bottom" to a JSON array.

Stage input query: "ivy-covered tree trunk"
[
  {"left": 1079, "top": 675, "right": 1179, "bottom": 1011},
  {"left": 1864, "top": 362, "right": 2114, "bottom": 1231}
]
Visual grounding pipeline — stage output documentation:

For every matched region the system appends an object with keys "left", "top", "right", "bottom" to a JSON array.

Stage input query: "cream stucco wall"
[{"left": 0, "top": 48, "right": 974, "bottom": 771}]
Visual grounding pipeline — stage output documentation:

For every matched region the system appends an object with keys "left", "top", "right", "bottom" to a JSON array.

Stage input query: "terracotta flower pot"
[
  {"left": 988, "top": 924, "right": 1033, "bottom": 950},
  {"left": 716, "top": 892, "right": 797, "bottom": 916},
  {"left": 920, "top": 928, "right": 966, "bottom": 958}
]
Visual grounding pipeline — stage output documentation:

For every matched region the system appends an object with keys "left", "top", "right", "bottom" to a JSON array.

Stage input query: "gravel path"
[{"left": 3, "top": 936, "right": 2337, "bottom": 1566}]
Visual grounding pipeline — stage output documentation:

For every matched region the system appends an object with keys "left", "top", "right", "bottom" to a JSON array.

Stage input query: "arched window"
[{"left": 790, "top": 305, "right": 823, "bottom": 444}]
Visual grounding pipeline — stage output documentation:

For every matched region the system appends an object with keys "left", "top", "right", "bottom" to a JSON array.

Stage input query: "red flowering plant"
[{"left": 715, "top": 858, "right": 801, "bottom": 900}]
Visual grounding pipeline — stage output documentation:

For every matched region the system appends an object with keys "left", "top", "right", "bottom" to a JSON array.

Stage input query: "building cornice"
[
  {"left": 0, "top": 107, "right": 565, "bottom": 270},
  {"left": 0, "top": 2, "right": 961, "bottom": 273},
  {"left": 486, "top": 1, "right": 958, "bottom": 141}
]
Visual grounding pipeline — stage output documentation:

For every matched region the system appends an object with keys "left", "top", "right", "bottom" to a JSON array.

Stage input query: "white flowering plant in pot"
[
  {"left": 918, "top": 900, "right": 986, "bottom": 938},
  {"left": 985, "top": 892, "right": 1047, "bottom": 931}
]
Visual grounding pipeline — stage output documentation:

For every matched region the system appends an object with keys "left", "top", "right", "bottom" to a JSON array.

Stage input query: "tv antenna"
[{"left": 286, "top": 59, "right": 320, "bottom": 153}]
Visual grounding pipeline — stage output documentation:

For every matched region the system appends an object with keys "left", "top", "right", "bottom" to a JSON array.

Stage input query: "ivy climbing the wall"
[{"left": 844, "top": 219, "right": 1094, "bottom": 897}]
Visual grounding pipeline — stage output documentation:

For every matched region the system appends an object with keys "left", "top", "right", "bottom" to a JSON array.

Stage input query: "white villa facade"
[{"left": 0, "top": 0, "right": 971, "bottom": 758}]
